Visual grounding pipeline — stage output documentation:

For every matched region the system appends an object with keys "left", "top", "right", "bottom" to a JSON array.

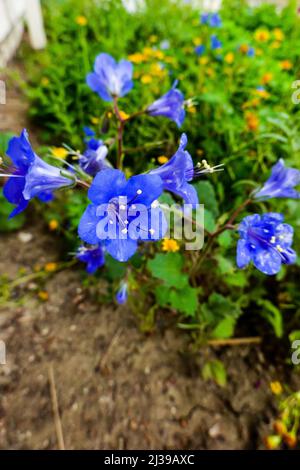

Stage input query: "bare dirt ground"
[
  {"left": 0, "top": 60, "right": 299, "bottom": 451},
  {"left": 0, "top": 222, "right": 296, "bottom": 450}
]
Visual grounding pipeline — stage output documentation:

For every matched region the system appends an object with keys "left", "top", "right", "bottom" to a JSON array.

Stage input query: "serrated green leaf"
[{"left": 147, "top": 252, "right": 188, "bottom": 288}]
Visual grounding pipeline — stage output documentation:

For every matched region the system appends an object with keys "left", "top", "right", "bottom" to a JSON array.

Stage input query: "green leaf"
[
  {"left": 217, "top": 230, "right": 232, "bottom": 248},
  {"left": 105, "top": 255, "right": 126, "bottom": 281},
  {"left": 204, "top": 209, "right": 216, "bottom": 233},
  {"left": 170, "top": 285, "right": 198, "bottom": 317},
  {"left": 202, "top": 360, "right": 227, "bottom": 387},
  {"left": 0, "top": 194, "right": 26, "bottom": 232},
  {"left": 147, "top": 252, "right": 188, "bottom": 288},
  {"left": 194, "top": 181, "right": 219, "bottom": 216},
  {"left": 257, "top": 299, "right": 283, "bottom": 338},
  {"left": 154, "top": 285, "right": 172, "bottom": 308},
  {"left": 0, "top": 132, "right": 14, "bottom": 155},
  {"left": 211, "top": 316, "right": 236, "bottom": 339},
  {"left": 215, "top": 254, "right": 235, "bottom": 275}
]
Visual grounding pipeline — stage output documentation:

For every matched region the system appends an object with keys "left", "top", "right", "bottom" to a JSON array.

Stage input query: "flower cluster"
[{"left": 1, "top": 45, "right": 299, "bottom": 310}]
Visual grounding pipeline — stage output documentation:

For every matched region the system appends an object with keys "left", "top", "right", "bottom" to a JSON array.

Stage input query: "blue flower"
[
  {"left": 200, "top": 12, "right": 222, "bottom": 27},
  {"left": 86, "top": 53, "right": 133, "bottom": 102},
  {"left": 209, "top": 13, "right": 222, "bottom": 28},
  {"left": 83, "top": 126, "right": 95, "bottom": 137},
  {"left": 237, "top": 213, "right": 297, "bottom": 275},
  {"left": 149, "top": 133, "right": 198, "bottom": 207},
  {"left": 2, "top": 130, "right": 73, "bottom": 218},
  {"left": 79, "top": 137, "right": 109, "bottom": 177},
  {"left": 116, "top": 282, "right": 128, "bottom": 304},
  {"left": 76, "top": 245, "right": 105, "bottom": 274},
  {"left": 147, "top": 82, "right": 185, "bottom": 128},
  {"left": 78, "top": 169, "right": 167, "bottom": 262},
  {"left": 211, "top": 34, "right": 222, "bottom": 50},
  {"left": 247, "top": 47, "right": 255, "bottom": 57},
  {"left": 254, "top": 159, "right": 300, "bottom": 200},
  {"left": 194, "top": 44, "right": 205, "bottom": 56}
]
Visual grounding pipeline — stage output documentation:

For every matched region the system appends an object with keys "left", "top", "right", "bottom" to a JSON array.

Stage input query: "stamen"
[
  {"left": 151, "top": 200, "right": 159, "bottom": 208},
  {"left": 121, "top": 228, "right": 128, "bottom": 234},
  {"left": 270, "top": 236, "right": 276, "bottom": 244},
  {"left": 149, "top": 229, "right": 155, "bottom": 235},
  {"left": 137, "top": 189, "right": 142, "bottom": 195}
]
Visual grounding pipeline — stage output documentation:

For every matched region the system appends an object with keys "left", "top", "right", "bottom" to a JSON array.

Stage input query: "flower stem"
[
  {"left": 191, "top": 197, "right": 252, "bottom": 277},
  {"left": 113, "top": 97, "right": 125, "bottom": 170}
]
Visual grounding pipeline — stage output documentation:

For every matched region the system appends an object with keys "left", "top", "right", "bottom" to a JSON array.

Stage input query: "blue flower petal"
[
  {"left": 236, "top": 239, "right": 251, "bottom": 268},
  {"left": 78, "top": 204, "right": 100, "bottom": 245},
  {"left": 253, "top": 249, "right": 282, "bottom": 275},
  {"left": 125, "top": 174, "right": 163, "bottom": 207},
  {"left": 86, "top": 72, "right": 112, "bottom": 102},
  {"left": 88, "top": 169, "right": 127, "bottom": 205},
  {"left": 6, "top": 129, "right": 34, "bottom": 172},
  {"left": 105, "top": 238, "right": 138, "bottom": 262}
]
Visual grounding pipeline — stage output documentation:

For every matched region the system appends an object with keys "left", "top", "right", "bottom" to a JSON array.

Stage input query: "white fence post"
[{"left": 25, "top": 0, "right": 47, "bottom": 49}]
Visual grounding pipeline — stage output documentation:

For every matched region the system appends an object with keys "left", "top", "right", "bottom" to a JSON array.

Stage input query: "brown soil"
[{"left": 0, "top": 221, "right": 299, "bottom": 450}]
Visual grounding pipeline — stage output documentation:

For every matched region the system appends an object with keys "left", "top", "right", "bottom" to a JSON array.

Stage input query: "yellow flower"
[
  {"left": 149, "top": 63, "right": 166, "bottom": 77},
  {"left": 224, "top": 52, "right": 234, "bottom": 64},
  {"left": 76, "top": 15, "right": 87, "bottom": 26},
  {"left": 273, "top": 28, "right": 284, "bottom": 41},
  {"left": 254, "top": 29, "right": 270, "bottom": 42},
  {"left": 90, "top": 116, "right": 100, "bottom": 124},
  {"left": 270, "top": 381, "right": 283, "bottom": 395},
  {"left": 48, "top": 220, "right": 59, "bottom": 231},
  {"left": 187, "top": 106, "right": 197, "bottom": 114},
  {"left": 270, "top": 41, "right": 281, "bottom": 49},
  {"left": 280, "top": 60, "right": 292, "bottom": 71},
  {"left": 199, "top": 56, "right": 209, "bottom": 65},
  {"left": 157, "top": 155, "right": 169, "bottom": 164},
  {"left": 41, "top": 77, "right": 49, "bottom": 86},
  {"left": 273, "top": 420, "right": 287, "bottom": 436},
  {"left": 283, "top": 433, "right": 297, "bottom": 449},
  {"left": 162, "top": 238, "right": 180, "bottom": 252},
  {"left": 45, "top": 262, "right": 58, "bottom": 273},
  {"left": 164, "top": 56, "right": 176, "bottom": 65},
  {"left": 141, "top": 74, "right": 153, "bottom": 84},
  {"left": 256, "top": 48, "right": 263, "bottom": 56},
  {"left": 255, "top": 88, "right": 270, "bottom": 99},
  {"left": 51, "top": 147, "right": 68, "bottom": 159},
  {"left": 119, "top": 110, "right": 130, "bottom": 121},
  {"left": 261, "top": 72, "right": 273, "bottom": 85},
  {"left": 128, "top": 52, "right": 146, "bottom": 64},
  {"left": 107, "top": 111, "right": 113, "bottom": 119},
  {"left": 193, "top": 37, "right": 202, "bottom": 46},
  {"left": 153, "top": 50, "right": 164, "bottom": 60},
  {"left": 242, "top": 98, "right": 261, "bottom": 109},
  {"left": 192, "top": 18, "right": 199, "bottom": 26},
  {"left": 206, "top": 67, "right": 215, "bottom": 77},
  {"left": 245, "top": 112, "right": 259, "bottom": 132},
  {"left": 263, "top": 435, "right": 281, "bottom": 450},
  {"left": 239, "top": 44, "right": 249, "bottom": 54},
  {"left": 38, "top": 291, "right": 49, "bottom": 301},
  {"left": 149, "top": 34, "right": 158, "bottom": 43}
]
